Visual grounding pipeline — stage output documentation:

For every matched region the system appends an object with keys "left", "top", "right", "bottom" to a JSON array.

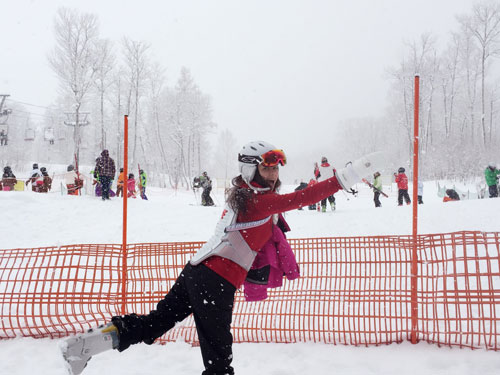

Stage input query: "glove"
[{"left": 336, "top": 152, "right": 387, "bottom": 190}]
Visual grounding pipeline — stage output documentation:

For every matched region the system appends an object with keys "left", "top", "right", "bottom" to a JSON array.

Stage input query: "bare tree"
[
  {"left": 122, "top": 38, "right": 150, "bottom": 166},
  {"left": 457, "top": 20, "right": 481, "bottom": 144},
  {"left": 212, "top": 128, "right": 238, "bottom": 189},
  {"left": 48, "top": 7, "right": 99, "bottom": 164},
  {"left": 147, "top": 62, "right": 171, "bottom": 185},
  {"left": 165, "top": 68, "right": 214, "bottom": 189},
  {"left": 94, "top": 39, "right": 115, "bottom": 150},
  {"left": 459, "top": 1, "right": 500, "bottom": 147},
  {"left": 441, "top": 32, "right": 461, "bottom": 138}
]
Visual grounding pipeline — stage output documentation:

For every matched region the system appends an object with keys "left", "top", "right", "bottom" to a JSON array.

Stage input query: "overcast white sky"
[{"left": 1, "top": 0, "right": 475, "bottom": 157}]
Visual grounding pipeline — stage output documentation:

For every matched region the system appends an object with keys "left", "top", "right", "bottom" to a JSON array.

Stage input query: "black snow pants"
[
  {"left": 489, "top": 184, "right": 499, "bottom": 198},
  {"left": 374, "top": 191, "right": 381, "bottom": 207},
  {"left": 321, "top": 194, "right": 335, "bottom": 208},
  {"left": 112, "top": 263, "right": 236, "bottom": 375},
  {"left": 202, "top": 187, "right": 214, "bottom": 206},
  {"left": 100, "top": 175, "right": 112, "bottom": 200},
  {"left": 397, "top": 189, "right": 411, "bottom": 205}
]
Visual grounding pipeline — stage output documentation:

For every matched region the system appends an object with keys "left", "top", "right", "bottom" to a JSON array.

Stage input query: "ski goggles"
[
  {"left": 238, "top": 149, "right": 287, "bottom": 167},
  {"left": 260, "top": 149, "right": 287, "bottom": 167}
]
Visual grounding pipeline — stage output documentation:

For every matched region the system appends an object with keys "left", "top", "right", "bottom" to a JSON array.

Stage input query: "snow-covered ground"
[{"left": 1, "top": 181, "right": 499, "bottom": 374}]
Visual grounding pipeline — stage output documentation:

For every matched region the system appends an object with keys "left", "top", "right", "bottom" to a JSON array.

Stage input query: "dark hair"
[
  {"left": 128, "top": 173, "right": 134, "bottom": 179},
  {"left": 226, "top": 169, "right": 281, "bottom": 214}
]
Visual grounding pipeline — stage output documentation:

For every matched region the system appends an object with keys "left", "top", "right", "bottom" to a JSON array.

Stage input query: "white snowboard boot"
[
  {"left": 61, "top": 323, "right": 119, "bottom": 375},
  {"left": 336, "top": 152, "right": 387, "bottom": 191}
]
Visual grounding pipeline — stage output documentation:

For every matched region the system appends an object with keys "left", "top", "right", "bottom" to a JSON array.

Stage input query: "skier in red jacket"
[
  {"left": 62, "top": 141, "right": 385, "bottom": 375},
  {"left": 394, "top": 167, "right": 411, "bottom": 206}
]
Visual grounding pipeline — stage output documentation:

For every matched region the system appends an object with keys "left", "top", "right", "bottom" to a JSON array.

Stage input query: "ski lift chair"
[
  {"left": 44, "top": 127, "right": 55, "bottom": 145},
  {"left": 24, "top": 128, "right": 35, "bottom": 141}
]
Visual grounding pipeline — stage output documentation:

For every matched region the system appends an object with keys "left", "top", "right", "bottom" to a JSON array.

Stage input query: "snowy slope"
[{"left": 1, "top": 181, "right": 498, "bottom": 249}]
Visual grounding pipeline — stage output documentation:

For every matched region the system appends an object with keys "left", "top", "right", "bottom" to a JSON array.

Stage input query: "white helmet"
[
  {"left": 488, "top": 162, "right": 496, "bottom": 169},
  {"left": 238, "top": 141, "right": 286, "bottom": 189}
]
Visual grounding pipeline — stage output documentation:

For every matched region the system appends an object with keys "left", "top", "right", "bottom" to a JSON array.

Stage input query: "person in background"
[
  {"left": 62, "top": 140, "right": 385, "bottom": 375},
  {"left": 40, "top": 167, "right": 52, "bottom": 193},
  {"left": 64, "top": 165, "right": 82, "bottom": 196},
  {"left": 90, "top": 158, "right": 101, "bottom": 197},
  {"left": 127, "top": 173, "right": 137, "bottom": 198},
  {"left": 116, "top": 168, "right": 125, "bottom": 198},
  {"left": 314, "top": 157, "right": 337, "bottom": 212},
  {"left": 94, "top": 150, "right": 116, "bottom": 201},
  {"left": 294, "top": 181, "right": 309, "bottom": 210},
  {"left": 307, "top": 179, "right": 318, "bottom": 210},
  {"left": 139, "top": 169, "right": 148, "bottom": 200},
  {"left": 373, "top": 171, "right": 382, "bottom": 208},
  {"left": 26, "top": 163, "right": 42, "bottom": 192},
  {"left": 394, "top": 167, "right": 411, "bottom": 206},
  {"left": 485, "top": 163, "right": 500, "bottom": 198},
  {"left": 444, "top": 188, "right": 460, "bottom": 202},
  {"left": 417, "top": 180, "right": 424, "bottom": 204},
  {"left": 194, "top": 171, "right": 214, "bottom": 206},
  {"left": 1, "top": 166, "right": 16, "bottom": 191}
]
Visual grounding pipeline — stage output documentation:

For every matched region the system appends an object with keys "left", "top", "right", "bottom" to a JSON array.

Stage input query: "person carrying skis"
[
  {"left": 1, "top": 166, "right": 16, "bottom": 191},
  {"left": 25, "top": 163, "right": 43, "bottom": 192},
  {"left": 485, "top": 163, "right": 500, "bottom": 198},
  {"left": 394, "top": 167, "right": 411, "bottom": 206},
  {"left": 61, "top": 140, "right": 385, "bottom": 375},
  {"left": 372, "top": 171, "right": 383, "bottom": 208},
  {"left": 63, "top": 165, "right": 82, "bottom": 196},
  {"left": 314, "top": 157, "right": 336, "bottom": 212},
  {"left": 94, "top": 150, "right": 116, "bottom": 201},
  {"left": 116, "top": 168, "right": 125, "bottom": 198},
  {"left": 138, "top": 169, "right": 148, "bottom": 200}
]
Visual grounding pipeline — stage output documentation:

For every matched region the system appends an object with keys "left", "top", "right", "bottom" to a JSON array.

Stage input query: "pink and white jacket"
[{"left": 243, "top": 215, "right": 300, "bottom": 301}]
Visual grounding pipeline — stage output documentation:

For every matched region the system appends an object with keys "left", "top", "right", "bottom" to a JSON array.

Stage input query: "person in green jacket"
[
  {"left": 485, "top": 163, "right": 500, "bottom": 198},
  {"left": 373, "top": 171, "right": 383, "bottom": 207},
  {"left": 139, "top": 169, "right": 148, "bottom": 200}
]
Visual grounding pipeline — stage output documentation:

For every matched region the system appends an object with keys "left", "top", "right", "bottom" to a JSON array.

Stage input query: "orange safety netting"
[{"left": 0, "top": 231, "right": 499, "bottom": 350}]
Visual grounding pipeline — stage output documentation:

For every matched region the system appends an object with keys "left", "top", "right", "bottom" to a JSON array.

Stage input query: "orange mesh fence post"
[
  {"left": 411, "top": 74, "right": 420, "bottom": 344},
  {"left": 121, "top": 115, "right": 129, "bottom": 315}
]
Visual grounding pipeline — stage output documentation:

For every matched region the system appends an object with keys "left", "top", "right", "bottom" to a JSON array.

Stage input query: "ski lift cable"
[
  {"left": 6, "top": 99, "right": 53, "bottom": 110},
  {"left": 9, "top": 111, "right": 54, "bottom": 119}
]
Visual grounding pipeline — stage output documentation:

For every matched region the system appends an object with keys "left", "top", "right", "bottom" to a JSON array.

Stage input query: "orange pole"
[
  {"left": 121, "top": 115, "right": 128, "bottom": 315},
  {"left": 411, "top": 75, "right": 420, "bottom": 344}
]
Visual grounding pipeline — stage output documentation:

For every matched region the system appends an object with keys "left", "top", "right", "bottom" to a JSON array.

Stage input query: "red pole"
[
  {"left": 411, "top": 75, "right": 420, "bottom": 344},
  {"left": 121, "top": 115, "right": 128, "bottom": 315}
]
